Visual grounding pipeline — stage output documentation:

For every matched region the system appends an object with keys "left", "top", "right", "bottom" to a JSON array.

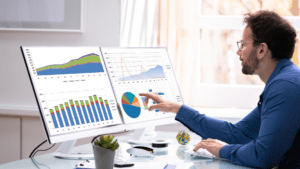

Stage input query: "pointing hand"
[{"left": 139, "top": 93, "right": 182, "bottom": 114}]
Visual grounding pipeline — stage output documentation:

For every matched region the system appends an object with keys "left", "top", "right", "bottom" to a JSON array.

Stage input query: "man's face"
[{"left": 237, "top": 27, "right": 260, "bottom": 75}]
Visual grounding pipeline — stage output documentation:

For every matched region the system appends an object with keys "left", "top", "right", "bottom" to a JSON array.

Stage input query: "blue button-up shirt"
[{"left": 175, "top": 59, "right": 300, "bottom": 168}]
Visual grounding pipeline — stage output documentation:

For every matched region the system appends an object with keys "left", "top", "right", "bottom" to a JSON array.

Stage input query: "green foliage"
[{"left": 94, "top": 135, "right": 119, "bottom": 151}]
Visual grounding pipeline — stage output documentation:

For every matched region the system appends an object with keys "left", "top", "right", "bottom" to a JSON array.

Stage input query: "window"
[
  {"left": 121, "top": 0, "right": 300, "bottom": 109},
  {"left": 194, "top": 0, "right": 300, "bottom": 108}
]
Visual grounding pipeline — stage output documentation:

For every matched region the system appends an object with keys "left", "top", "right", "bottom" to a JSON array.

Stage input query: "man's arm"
[
  {"left": 219, "top": 81, "right": 300, "bottom": 168},
  {"left": 139, "top": 92, "right": 261, "bottom": 144},
  {"left": 175, "top": 105, "right": 260, "bottom": 144}
]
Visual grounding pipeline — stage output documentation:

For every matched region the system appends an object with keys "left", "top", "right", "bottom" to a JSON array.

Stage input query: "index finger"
[
  {"left": 139, "top": 93, "right": 151, "bottom": 97},
  {"left": 139, "top": 93, "right": 158, "bottom": 99},
  {"left": 193, "top": 142, "right": 205, "bottom": 151}
]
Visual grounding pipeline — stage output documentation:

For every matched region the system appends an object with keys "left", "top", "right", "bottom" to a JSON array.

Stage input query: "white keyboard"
[
  {"left": 185, "top": 148, "right": 228, "bottom": 161},
  {"left": 186, "top": 148, "right": 215, "bottom": 158}
]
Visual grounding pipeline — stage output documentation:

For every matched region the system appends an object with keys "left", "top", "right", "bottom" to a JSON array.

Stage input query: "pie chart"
[{"left": 121, "top": 92, "right": 141, "bottom": 118}]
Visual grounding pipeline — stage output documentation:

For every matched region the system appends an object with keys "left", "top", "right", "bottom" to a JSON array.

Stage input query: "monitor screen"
[
  {"left": 21, "top": 47, "right": 183, "bottom": 145},
  {"left": 101, "top": 47, "right": 183, "bottom": 130},
  {"left": 21, "top": 46, "right": 123, "bottom": 144}
]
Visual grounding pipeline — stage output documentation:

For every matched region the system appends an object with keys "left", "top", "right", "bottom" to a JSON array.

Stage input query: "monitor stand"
[
  {"left": 53, "top": 126, "right": 170, "bottom": 159},
  {"left": 127, "top": 126, "right": 172, "bottom": 146},
  {"left": 53, "top": 139, "right": 94, "bottom": 160}
]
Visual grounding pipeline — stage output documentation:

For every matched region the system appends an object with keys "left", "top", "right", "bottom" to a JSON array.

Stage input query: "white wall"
[
  {"left": 0, "top": 0, "right": 120, "bottom": 111},
  {"left": 0, "top": 0, "right": 121, "bottom": 165}
]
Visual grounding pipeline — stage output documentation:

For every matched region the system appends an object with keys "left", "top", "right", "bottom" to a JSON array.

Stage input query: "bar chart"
[{"left": 49, "top": 95, "right": 114, "bottom": 129}]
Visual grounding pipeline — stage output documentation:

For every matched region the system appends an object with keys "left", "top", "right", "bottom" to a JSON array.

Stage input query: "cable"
[
  {"left": 32, "top": 143, "right": 56, "bottom": 157},
  {"left": 91, "top": 130, "right": 129, "bottom": 144},
  {"left": 30, "top": 157, "right": 40, "bottom": 169},
  {"left": 29, "top": 140, "right": 47, "bottom": 158},
  {"left": 91, "top": 135, "right": 101, "bottom": 144},
  {"left": 29, "top": 140, "right": 56, "bottom": 158},
  {"left": 31, "top": 157, "right": 50, "bottom": 169}
]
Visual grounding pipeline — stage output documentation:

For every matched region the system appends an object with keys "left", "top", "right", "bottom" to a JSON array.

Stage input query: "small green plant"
[{"left": 94, "top": 135, "right": 119, "bottom": 151}]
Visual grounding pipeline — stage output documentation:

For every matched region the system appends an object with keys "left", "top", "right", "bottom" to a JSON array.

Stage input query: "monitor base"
[
  {"left": 127, "top": 126, "right": 172, "bottom": 146},
  {"left": 53, "top": 152, "right": 94, "bottom": 160},
  {"left": 53, "top": 140, "right": 94, "bottom": 160}
]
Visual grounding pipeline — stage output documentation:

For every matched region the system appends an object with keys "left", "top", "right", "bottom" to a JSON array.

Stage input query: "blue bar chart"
[
  {"left": 64, "top": 103, "right": 75, "bottom": 126},
  {"left": 105, "top": 100, "right": 113, "bottom": 120},
  {"left": 93, "top": 96, "right": 105, "bottom": 121},
  {"left": 60, "top": 104, "right": 70, "bottom": 127},
  {"left": 49, "top": 95, "right": 114, "bottom": 129},
  {"left": 75, "top": 101, "right": 85, "bottom": 124},
  {"left": 70, "top": 100, "right": 80, "bottom": 125},
  {"left": 85, "top": 101, "right": 95, "bottom": 123},
  {"left": 55, "top": 106, "right": 64, "bottom": 128},
  {"left": 80, "top": 101, "right": 90, "bottom": 124},
  {"left": 99, "top": 97, "right": 109, "bottom": 120},
  {"left": 89, "top": 97, "right": 100, "bottom": 122},
  {"left": 50, "top": 109, "right": 59, "bottom": 128}
]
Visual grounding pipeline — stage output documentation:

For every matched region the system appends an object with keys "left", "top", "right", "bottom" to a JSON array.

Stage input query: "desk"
[{"left": 0, "top": 132, "right": 253, "bottom": 169}]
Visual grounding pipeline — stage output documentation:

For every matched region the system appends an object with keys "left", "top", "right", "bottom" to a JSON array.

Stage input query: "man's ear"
[{"left": 257, "top": 43, "right": 268, "bottom": 59}]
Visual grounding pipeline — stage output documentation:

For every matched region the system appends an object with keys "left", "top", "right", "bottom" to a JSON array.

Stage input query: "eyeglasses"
[{"left": 236, "top": 40, "right": 255, "bottom": 51}]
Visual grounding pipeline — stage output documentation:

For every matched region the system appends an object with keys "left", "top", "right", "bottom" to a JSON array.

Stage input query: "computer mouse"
[{"left": 126, "top": 146, "right": 154, "bottom": 157}]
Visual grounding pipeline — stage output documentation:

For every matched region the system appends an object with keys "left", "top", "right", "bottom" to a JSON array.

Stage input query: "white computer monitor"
[
  {"left": 101, "top": 47, "right": 183, "bottom": 143},
  {"left": 21, "top": 46, "right": 183, "bottom": 159}
]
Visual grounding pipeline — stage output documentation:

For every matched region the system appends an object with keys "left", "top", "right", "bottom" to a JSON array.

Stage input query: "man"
[{"left": 140, "top": 10, "right": 300, "bottom": 168}]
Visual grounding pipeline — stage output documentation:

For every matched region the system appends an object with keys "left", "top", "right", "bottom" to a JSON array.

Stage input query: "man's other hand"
[
  {"left": 193, "top": 138, "right": 228, "bottom": 157},
  {"left": 139, "top": 93, "right": 181, "bottom": 114}
]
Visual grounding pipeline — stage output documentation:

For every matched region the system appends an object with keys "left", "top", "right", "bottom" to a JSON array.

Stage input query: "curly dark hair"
[{"left": 243, "top": 10, "right": 297, "bottom": 61}]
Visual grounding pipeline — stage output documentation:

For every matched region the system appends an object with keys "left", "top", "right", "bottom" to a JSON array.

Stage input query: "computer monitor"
[
  {"left": 101, "top": 47, "right": 183, "bottom": 143},
  {"left": 21, "top": 46, "right": 183, "bottom": 159}
]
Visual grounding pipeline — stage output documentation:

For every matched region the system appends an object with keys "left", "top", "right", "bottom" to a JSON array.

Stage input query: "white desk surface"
[{"left": 0, "top": 132, "right": 253, "bottom": 169}]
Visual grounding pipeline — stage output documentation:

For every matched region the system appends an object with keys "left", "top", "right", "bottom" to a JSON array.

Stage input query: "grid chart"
[
  {"left": 102, "top": 48, "right": 183, "bottom": 124},
  {"left": 22, "top": 47, "right": 122, "bottom": 136}
]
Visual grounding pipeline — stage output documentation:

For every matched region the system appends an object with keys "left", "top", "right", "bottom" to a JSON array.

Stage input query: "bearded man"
[{"left": 141, "top": 10, "right": 300, "bottom": 168}]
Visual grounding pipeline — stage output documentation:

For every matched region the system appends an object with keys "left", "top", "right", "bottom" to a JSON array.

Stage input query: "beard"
[{"left": 242, "top": 48, "right": 259, "bottom": 75}]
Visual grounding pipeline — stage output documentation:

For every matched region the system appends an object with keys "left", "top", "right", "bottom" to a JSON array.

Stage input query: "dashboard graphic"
[
  {"left": 21, "top": 47, "right": 122, "bottom": 136},
  {"left": 102, "top": 48, "right": 183, "bottom": 124},
  {"left": 36, "top": 53, "right": 104, "bottom": 76}
]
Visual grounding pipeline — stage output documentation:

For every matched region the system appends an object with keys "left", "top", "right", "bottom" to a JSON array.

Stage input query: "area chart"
[{"left": 36, "top": 53, "right": 104, "bottom": 76}]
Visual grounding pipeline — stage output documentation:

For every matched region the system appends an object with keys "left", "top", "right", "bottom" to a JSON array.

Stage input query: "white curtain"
[
  {"left": 121, "top": 0, "right": 200, "bottom": 105},
  {"left": 158, "top": 0, "right": 199, "bottom": 105}
]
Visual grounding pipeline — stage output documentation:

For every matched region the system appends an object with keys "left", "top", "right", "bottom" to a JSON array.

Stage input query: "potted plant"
[{"left": 93, "top": 135, "right": 119, "bottom": 169}]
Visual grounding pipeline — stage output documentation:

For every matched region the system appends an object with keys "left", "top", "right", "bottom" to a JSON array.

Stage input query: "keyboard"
[{"left": 185, "top": 148, "right": 228, "bottom": 161}]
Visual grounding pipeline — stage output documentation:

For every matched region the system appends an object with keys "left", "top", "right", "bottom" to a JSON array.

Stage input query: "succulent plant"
[{"left": 94, "top": 135, "right": 119, "bottom": 151}]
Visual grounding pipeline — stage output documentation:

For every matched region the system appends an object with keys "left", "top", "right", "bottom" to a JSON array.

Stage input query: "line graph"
[
  {"left": 119, "top": 58, "right": 165, "bottom": 81},
  {"left": 103, "top": 50, "right": 167, "bottom": 82}
]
